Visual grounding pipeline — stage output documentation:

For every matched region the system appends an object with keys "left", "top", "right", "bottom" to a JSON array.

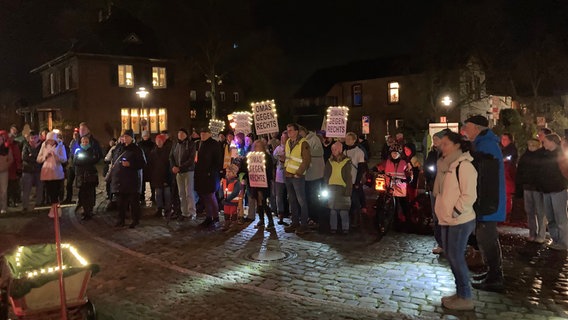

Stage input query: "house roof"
[
  {"left": 31, "top": 6, "right": 165, "bottom": 73},
  {"left": 294, "top": 55, "right": 422, "bottom": 99}
]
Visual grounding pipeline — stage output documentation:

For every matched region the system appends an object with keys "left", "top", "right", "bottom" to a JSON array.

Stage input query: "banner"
[
  {"left": 251, "top": 100, "right": 279, "bottom": 135},
  {"left": 230, "top": 112, "right": 252, "bottom": 135},
  {"left": 247, "top": 151, "right": 268, "bottom": 188},
  {"left": 326, "top": 106, "right": 349, "bottom": 138},
  {"left": 209, "top": 119, "right": 225, "bottom": 136}
]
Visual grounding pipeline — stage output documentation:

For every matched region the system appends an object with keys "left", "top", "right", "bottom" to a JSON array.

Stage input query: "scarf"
[{"left": 433, "top": 150, "right": 463, "bottom": 197}]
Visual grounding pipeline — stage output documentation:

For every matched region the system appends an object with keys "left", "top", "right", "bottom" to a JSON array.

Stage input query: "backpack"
[{"left": 456, "top": 151, "right": 500, "bottom": 216}]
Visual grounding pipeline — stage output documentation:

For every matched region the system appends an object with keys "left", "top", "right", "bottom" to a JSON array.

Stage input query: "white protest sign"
[
  {"left": 326, "top": 106, "right": 349, "bottom": 138},
  {"left": 209, "top": 119, "right": 225, "bottom": 136},
  {"left": 247, "top": 151, "right": 268, "bottom": 188},
  {"left": 230, "top": 112, "right": 252, "bottom": 135},
  {"left": 251, "top": 100, "right": 279, "bottom": 135}
]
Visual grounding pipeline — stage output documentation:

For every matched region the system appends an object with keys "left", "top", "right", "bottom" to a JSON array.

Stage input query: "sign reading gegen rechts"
[
  {"left": 231, "top": 112, "right": 253, "bottom": 135},
  {"left": 251, "top": 100, "right": 279, "bottom": 135},
  {"left": 247, "top": 151, "right": 268, "bottom": 188},
  {"left": 326, "top": 106, "right": 349, "bottom": 138},
  {"left": 209, "top": 119, "right": 225, "bottom": 137}
]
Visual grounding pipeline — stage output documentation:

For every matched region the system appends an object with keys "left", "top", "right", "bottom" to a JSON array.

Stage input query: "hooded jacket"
[
  {"left": 472, "top": 129, "right": 506, "bottom": 222},
  {"left": 434, "top": 151, "right": 477, "bottom": 226}
]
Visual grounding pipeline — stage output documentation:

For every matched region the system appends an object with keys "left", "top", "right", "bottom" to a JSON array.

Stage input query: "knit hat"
[
  {"left": 123, "top": 129, "right": 134, "bottom": 138},
  {"left": 46, "top": 131, "right": 58, "bottom": 141},
  {"left": 178, "top": 128, "right": 189, "bottom": 136},
  {"left": 464, "top": 115, "right": 489, "bottom": 127},
  {"left": 200, "top": 127, "right": 212, "bottom": 133},
  {"left": 389, "top": 144, "right": 402, "bottom": 154},
  {"left": 155, "top": 134, "right": 167, "bottom": 144}
]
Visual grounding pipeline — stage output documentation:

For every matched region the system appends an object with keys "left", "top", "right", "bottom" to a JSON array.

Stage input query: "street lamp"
[
  {"left": 136, "top": 87, "right": 149, "bottom": 109},
  {"left": 441, "top": 95, "right": 452, "bottom": 124}
]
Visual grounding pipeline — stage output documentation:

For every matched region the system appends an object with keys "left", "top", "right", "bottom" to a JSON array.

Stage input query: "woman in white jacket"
[{"left": 433, "top": 131, "right": 477, "bottom": 311}]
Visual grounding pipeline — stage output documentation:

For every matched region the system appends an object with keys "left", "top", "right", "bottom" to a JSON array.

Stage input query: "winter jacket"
[
  {"left": 22, "top": 142, "right": 42, "bottom": 173},
  {"left": 304, "top": 131, "right": 325, "bottom": 181},
  {"left": 70, "top": 134, "right": 102, "bottom": 164},
  {"left": 194, "top": 137, "right": 223, "bottom": 194},
  {"left": 537, "top": 148, "right": 568, "bottom": 193},
  {"left": 149, "top": 145, "right": 173, "bottom": 188},
  {"left": 73, "top": 146, "right": 99, "bottom": 187},
  {"left": 37, "top": 141, "right": 67, "bottom": 181},
  {"left": 169, "top": 138, "right": 196, "bottom": 173},
  {"left": 515, "top": 149, "right": 542, "bottom": 193},
  {"left": 434, "top": 151, "right": 477, "bottom": 226},
  {"left": 323, "top": 156, "right": 353, "bottom": 210},
  {"left": 472, "top": 129, "right": 506, "bottom": 222},
  {"left": 110, "top": 142, "right": 146, "bottom": 194}
]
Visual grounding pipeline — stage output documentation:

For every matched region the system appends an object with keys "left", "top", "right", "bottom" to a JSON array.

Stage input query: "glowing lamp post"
[
  {"left": 441, "top": 95, "right": 452, "bottom": 124},
  {"left": 136, "top": 87, "right": 149, "bottom": 109}
]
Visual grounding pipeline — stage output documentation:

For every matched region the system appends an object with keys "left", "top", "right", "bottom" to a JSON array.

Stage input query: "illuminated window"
[
  {"left": 233, "top": 92, "right": 239, "bottom": 102},
  {"left": 121, "top": 107, "right": 167, "bottom": 134},
  {"left": 352, "top": 84, "right": 362, "bottom": 106},
  {"left": 205, "top": 91, "right": 211, "bottom": 98},
  {"left": 220, "top": 91, "right": 226, "bottom": 102},
  {"left": 190, "top": 90, "right": 197, "bottom": 101},
  {"left": 118, "top": 65, "right": 134, "bottom": 88},
  {"left": 64, "top": 66, "right": 71, "bottom": 90},
  {"left": 152, "top": 67, "right": 167, "bottom": 88},
  {"left": 49, "top": 73, "right": 55, "bottom": 95},
  {"left": 388, "top": 81, "right": 399, "bottom": 104}
]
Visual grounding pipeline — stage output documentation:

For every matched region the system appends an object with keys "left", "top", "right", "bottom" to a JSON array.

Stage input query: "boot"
[
  {"left": 277, "top": 213, "right": 289, "bottom": 226},
  {"left": 255, "top": 208, "right": 265, "bottom": 228},
  {"left": 265, "top": 206, "right": 275, "bottom": 230}
]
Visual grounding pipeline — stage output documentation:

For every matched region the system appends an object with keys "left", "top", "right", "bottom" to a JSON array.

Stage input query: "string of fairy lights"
[{"left": 12, "top": 244, "right": 90, "bottom": 279}]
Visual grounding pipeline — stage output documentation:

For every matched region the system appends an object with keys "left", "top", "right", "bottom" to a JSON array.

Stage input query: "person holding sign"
[
  {"left": 247, "top": 140, "right": 275, "bottom": 230},
  {"left": 284, "top": 123, "right": 311, "bottom": 235}
]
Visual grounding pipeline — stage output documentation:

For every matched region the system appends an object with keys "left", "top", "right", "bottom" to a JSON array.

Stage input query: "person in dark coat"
[
  {"left": 195, "top": 127, "right": 223, "bottom": 227},
  {"left": 138, "top": 130, "right": 156, "bottom": 204},
  {"left": 73, "top": 136, "right": 99, "bottom": 220},
  {"left": 149, "top": 134, "right": 172, "bottom": 217},
  {"left": 110, "top": 129, "right": 146, "bottom": 228},
  {"left": 248, "top": 139, "right": 275, "bottom": 230}
]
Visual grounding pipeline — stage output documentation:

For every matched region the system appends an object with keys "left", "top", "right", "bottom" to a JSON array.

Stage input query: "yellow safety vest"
[
  {"left": 285, "top": 138, "right": 307, "bottom": 174},
  {"left": 329, "top": 158, "right": 350, "bottom": 187}
]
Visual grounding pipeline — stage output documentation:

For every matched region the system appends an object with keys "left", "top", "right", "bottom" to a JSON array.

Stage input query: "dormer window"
[{"left": 118, "top": 65, "right": 134, "bottom": 88}]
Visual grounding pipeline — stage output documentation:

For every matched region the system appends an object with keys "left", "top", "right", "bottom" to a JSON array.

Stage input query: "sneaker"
[
  {"left": 472, "top": 272, "right": 487, "bottom": 281},
  {"left": 548, "top": 243, "right": 567, "bottom": 251},
  {"left": 533, "top": 238, "right": 546, "bottom": 244},
  {"left": 442, "top": 297, "right": 474, "bottom": 310},
  {"left": 284, "top": 223, "right": 299, "bottom": 233},
  {"left": 432, "top": 247, "right": 444, "bottom": 254}
]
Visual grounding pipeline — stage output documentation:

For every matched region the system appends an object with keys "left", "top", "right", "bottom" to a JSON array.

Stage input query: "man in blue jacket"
[{"left": 462, "top": 115, "right": 506, "bottom": 292}]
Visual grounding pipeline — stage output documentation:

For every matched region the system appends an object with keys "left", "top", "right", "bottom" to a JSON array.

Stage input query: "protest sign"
[
  {"left": 209, "top": 119, "right": 225, "bottom": 136},
  {"left": 229, "top": 112, "right": 253, "bottom": 135},
  {"left": 326, "top": 106, "right": 349, "bottom": 138},
  {"left": 247, "top": 151, "right": 268, "bottom": 188},
  {"left": 251, "top": 100, "right": 279, "bottom": 135}
]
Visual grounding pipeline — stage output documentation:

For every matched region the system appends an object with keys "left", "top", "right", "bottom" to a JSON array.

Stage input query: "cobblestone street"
[{"left": 1, "top": 191, "right": 568, "bottom": 319}]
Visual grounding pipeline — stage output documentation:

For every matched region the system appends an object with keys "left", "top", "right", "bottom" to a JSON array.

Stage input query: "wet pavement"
[{"left": 1, "top": 188, "right": 568, "bottom": 320}]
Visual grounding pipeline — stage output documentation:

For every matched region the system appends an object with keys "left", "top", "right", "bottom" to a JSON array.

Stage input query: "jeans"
[
  {"left": 22, "top": 172, "right": 43, "bottom": 209},
  {"left": 155, "top": 186, "right": 171, "bottom": 211},
  {"left": 542, "top": 190, "right": 568, "bottom": 248},
  {"left": 306, "top": 178, "right": 323, "bottom": 223},
  {"left": 0, "top": 171, "right": 8, "bottom": 211},
  {"left": 441, "top": 220, "right": 475, "bottom": 299},
  {"left": 476, "top": 221, "right": 503, "bottom": 281},
  {"left": 330, "top": 209, "right": 349, "bottom": 231},
  {"left": 430, "top": 193, "right": 442, "bottom": 247},
  {"left": 525, "top": 190, "right": 546, "bottom": 241},
  {"left": 285, "top": 175, "right": 308, "bottom": 226},
  {"left": 199, "top": 192, "right": 219, "bottom": 219},
  {"left": 275, "top": 182, "right": 287, "bottom": 214},
  {"left": 176, "top": 171, "right": 196, "bottom": 217}
]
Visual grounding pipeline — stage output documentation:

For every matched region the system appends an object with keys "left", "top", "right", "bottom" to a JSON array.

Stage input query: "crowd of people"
[{"left": 1, "top": 115, "right": 567, "bottom": 312}]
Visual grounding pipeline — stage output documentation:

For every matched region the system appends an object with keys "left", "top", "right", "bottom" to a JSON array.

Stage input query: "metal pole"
[{"left": 53, "top": 203, "right": 68, "bottom": 320}]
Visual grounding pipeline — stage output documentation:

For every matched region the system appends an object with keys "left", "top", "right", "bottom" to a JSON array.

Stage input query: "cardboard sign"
[
  {"left": 251, "top": 100, "right": 279, "bottom": 135},
  {"left": 209, "top": 119, "right": 225, "bottom": 136},
  {"left": 247, "top": 151, "right": 268, "bottom": 188},
  {"left": 231, "top": 112, "right": 252, "bottom": 135},
  {"left": 326, "top": 106, "right": 349, "bottom": 138}
]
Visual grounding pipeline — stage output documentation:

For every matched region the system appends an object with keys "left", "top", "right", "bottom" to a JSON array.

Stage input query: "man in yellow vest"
[{"left": 284, "top": 123, "right": 312, "bottom": 234}]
